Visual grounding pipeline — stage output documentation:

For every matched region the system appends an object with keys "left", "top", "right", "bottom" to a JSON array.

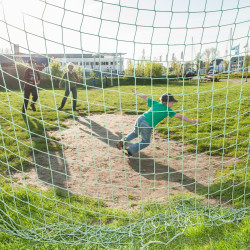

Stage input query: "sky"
[{"left": 0, "top": 0, "right": 249, "bottom": 65}]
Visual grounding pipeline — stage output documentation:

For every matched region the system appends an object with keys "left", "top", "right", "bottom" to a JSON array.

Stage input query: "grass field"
[{"left": 0, "top": 79, "right": 249, "bottom": 249}]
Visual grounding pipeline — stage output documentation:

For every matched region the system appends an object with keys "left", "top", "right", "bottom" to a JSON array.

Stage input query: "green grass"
[
  {"left": 0, "top": 218, "right": 249, "bottom": 249},
  {"left": 0, "top": 79, "right": 249, "bottom": 248}
]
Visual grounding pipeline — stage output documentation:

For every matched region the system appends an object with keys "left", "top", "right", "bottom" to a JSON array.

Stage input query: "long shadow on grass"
[
  {"left": 76, "top": 116, "right": 123, "bottom": 148},
  {"left": 22, "top": 114, "right": 70, "bottom": 193}
]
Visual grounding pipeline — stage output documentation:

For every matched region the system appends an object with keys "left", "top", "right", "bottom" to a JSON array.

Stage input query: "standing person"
[
  {"left": 58, "top": 63, "right": 79, "bottom": 111},
  {"left": 92, "top": 77, "right": 97, "bottom": 87},
  {"left": 116, "top": 89, "right": 200, "bottom": 157},
  {"left": 22, "top": 59, "right": 40, "bottom": 114},
  {"left": 104, "top": 75, "right": 108, "bottom": 87}
]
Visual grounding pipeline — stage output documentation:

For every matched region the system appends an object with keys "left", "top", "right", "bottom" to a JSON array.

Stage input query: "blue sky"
[{"left": 0, "top": 0, "right": 249, "bottom": 64}]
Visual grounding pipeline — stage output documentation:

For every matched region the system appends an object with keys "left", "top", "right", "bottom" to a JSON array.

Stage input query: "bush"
[
  {"left": 217, "top": 72, "right": 250, "bottom": 79},
  {"left": 48, "top": 59, "right": 63, "bottom": 79},
  {"left": 144, "top": 62, "right": 164, "bottom": 77}
]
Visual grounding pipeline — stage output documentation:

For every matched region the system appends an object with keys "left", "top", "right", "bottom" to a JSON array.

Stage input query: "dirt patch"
[
  {"left": 219, "top": 78, "right": 245, "bottom": 84},
  {"left": 13, "top": 114, "right": 234, "bottom": 208}
]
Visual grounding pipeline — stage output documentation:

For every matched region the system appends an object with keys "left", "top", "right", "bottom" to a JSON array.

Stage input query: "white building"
[
  {"left": 2, "top": 46, "right": 125, "bottom": 75},
  {"left": 52, "top": 53, "right": 125, "bottom": 74}
]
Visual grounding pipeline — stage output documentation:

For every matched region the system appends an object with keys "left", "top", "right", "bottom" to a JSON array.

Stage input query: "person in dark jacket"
[
  {"left": 104, "top": 75, "right": 108, "bottom": 87},
  {"left": 22, "top": 59, "right": 40, "bottom": 114}
]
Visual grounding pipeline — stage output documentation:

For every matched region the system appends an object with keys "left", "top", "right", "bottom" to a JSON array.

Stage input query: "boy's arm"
[
  {"left": 131, "top": 89, "right": 148, "bottom": 101},
  {"left": 174, "top": 113, "right": 200, "bottom": 124}
]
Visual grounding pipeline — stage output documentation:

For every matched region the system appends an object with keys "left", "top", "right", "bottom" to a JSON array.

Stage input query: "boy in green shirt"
[
  {"left": 116, "top": 89, "right": 200, "bottom": 156},
  {"left": 58, "top": 63, "right": 79, "bottom": 111}
]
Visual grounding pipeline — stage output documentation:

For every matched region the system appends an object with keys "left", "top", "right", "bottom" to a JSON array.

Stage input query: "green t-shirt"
[{"left": 143, "top": 98, "right": 176, "bottom": 127}]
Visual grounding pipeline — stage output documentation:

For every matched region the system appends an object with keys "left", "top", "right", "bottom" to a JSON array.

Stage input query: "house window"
[
  {"left": 110, "top": 62, "right": 113, "bottom": 65},
  {"left": 105, "top": 62, "right": 109, "bottom": 65},
  {"left": 95, "top": 62, "right": 99, "bottom": 65}
]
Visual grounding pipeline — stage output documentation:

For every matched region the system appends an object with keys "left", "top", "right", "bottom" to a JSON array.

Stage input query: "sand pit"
[{"left": 13, "top": 113, "right": 234, "bottom": 208}]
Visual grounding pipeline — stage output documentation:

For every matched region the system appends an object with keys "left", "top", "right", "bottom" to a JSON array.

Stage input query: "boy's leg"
[
  {"left": 22, "top": 89, "right": 31, "bottom": 113},
  {"left": 116, "top": 117, "right": 140, "bottom": 150},
  {"left": 127, "top": 118, "right": 152, "bottom": 155},
  {"left": 31, "top": 87, "right": 38, "bottom": 111},
  {"left": 59, "top": 87, "right": 70, "bottom": 109},
  {"left": 125, "top": 117, "right": 140, "bottom": 141},
  {"left": 71, "top": 87, "right": 77, "bottom": 110}
]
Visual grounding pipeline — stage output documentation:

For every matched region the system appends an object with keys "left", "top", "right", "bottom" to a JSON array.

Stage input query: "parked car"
[
  {"left": 208, "top": 67, "right": 218, "bottom": 74},
  {"left": 185, "top": 70, "right": 197, "bottom": 77},
  {"left": 208, "top": 69, "right": 218, "bottom": 74}
]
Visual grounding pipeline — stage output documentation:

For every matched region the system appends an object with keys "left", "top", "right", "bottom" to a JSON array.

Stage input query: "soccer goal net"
[{"left": 0, "top": 0, "right": 249, "bottom": 248}]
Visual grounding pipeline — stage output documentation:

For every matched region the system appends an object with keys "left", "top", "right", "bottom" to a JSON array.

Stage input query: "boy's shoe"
[
  {"left": 124, "top": 149, "right": 132, "bottom": 157},
  {"left": 58, "top": 106, "right": 62, "bottom": 110},
  {"left": 116, "top": 139, "right": 127, "bottom": 150},
  {"left": 116, "top": 141, "right": 124, "bottom": 150},
  {"left": 31, "top": 103, "right": 36, "bottom": 111}
]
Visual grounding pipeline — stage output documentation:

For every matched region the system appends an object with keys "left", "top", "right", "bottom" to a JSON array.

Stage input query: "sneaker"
[
  {"left": 116, "top": 141, "right": 124, "bottom": 150},
  {"left": 124, "top": 149, "right": 132, "bottom": 157},
  {"left": 31, "top": 103, "right": 36, "bottom": 111},
  {"left": 58, "top": 106, "right": 62, "bottom": 110}
]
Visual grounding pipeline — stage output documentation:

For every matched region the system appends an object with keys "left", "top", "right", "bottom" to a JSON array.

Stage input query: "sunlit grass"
[{"left": 0, "top": 79, "right": 249, "bottom": 248}]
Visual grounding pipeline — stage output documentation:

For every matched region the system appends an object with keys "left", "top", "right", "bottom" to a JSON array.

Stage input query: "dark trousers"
[
  {"left": 60, "top": 87, "right": 77, "bottom": 109},
  {"left": 22, "top": 87, "right": 38, "bottom": 112}
]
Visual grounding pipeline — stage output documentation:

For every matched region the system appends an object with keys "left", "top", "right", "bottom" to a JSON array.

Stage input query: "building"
[
  {"left": 51, "top": 53, "right": 125, "bottom": 74},
  {"left": 230, "top": 56, "right": 244, "bottom": 72},
  {"left": 0, "top": 45, "right": 125, "bottom": 75},
  {"left": 209, "top": 59, "right": 224, "bottom": 73}
]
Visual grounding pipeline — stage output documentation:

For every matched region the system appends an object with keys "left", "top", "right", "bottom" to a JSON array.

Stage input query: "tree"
[
  {"left": 171, "top": 53, "right": 181, "bottom": 75},
  {"left": 74, "top": 63, "right": 83, "bottom": 80},
  {"left": 202, "top": 47, "right": 218, "bottom": 73},
  {"left": 90, "top": 70, "right": 96, "bottom": 78},
  {"left": 224, "top": 59, "right": 229, "bottom": 71},
  {"left": 244, "top": 55, "right": 250, "bottom": 69},
  {"left": 135, "top": 60, "right": 144, "bottom": 77},
  {"left": 202, "top": 48, "right": 211, "bottom": 73},
  {"left": 210, "top": 47, "right": 219, "bottom": 58},
  {"left": 144, "top": 62, "right": 164, "bottom": 77},
  {"left": 125, "top": 60, "right": 134, "bottom": 76},
  {"left": 49, "top": 58, "right": 63, "bottom": 79},
  {"left": 244, "top": 55, "right": 250, "bottom": 81},
  {"left": 184, "top": 62, "right": 191, "bottom": 70}
]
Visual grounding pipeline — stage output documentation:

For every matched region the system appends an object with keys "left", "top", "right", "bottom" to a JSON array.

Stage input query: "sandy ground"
[{"left": 13, "top": 113, "right": 234, "bottom": 208}]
